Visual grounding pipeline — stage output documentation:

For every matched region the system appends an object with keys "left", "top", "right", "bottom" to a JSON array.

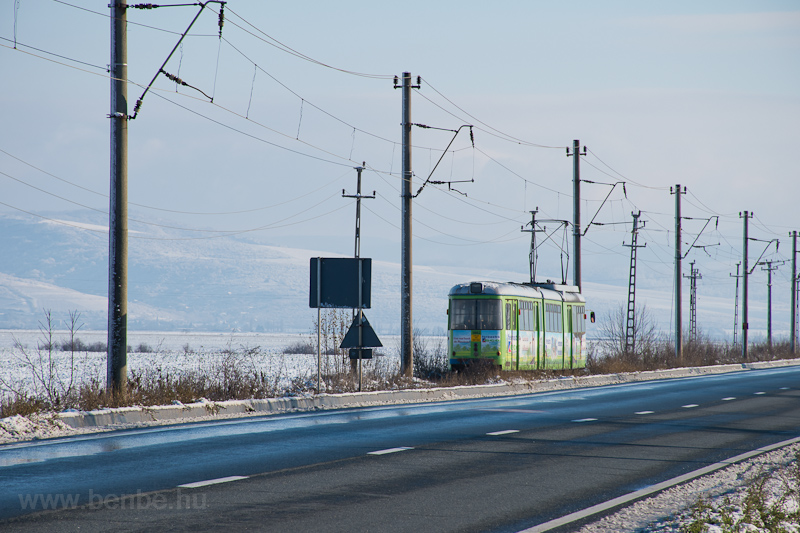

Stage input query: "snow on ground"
[
  {"left": 0, "top": 330, "right": 421, "bottom": 401},
  {"left": 577, "top": 443, "right": 800, "bottom": 533},
  {"left": 2, "top": 330, "right": 799, "bottom": 530}
]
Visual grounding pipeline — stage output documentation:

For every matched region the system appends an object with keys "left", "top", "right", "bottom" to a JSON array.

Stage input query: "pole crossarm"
[
  {"left": 748, "top": 239, "right": 780, "bottom": 274},
  {"left": 128, "top": 0, "right": 226, "bottom": 119},
  {"left": 681, "top": 216, "right": 719, "bottom": 260},
  {"left": 413, "top": 125, "right": 474, "bottom": 198},
  {"left": 581, "top": 180, "right": 626, "bottom": 236}
]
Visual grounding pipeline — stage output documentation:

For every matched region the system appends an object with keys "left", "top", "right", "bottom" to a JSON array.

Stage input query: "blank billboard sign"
[{"left": 309, "top": 257, "right": 371, "bottom": 309}]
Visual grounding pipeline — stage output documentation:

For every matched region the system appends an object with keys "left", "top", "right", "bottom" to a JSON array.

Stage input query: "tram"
[{"left": 448, "top": 280, "right": 590, "bottom": 371}]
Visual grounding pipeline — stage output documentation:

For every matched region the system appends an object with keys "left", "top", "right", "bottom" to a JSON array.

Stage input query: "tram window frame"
[
  {"left": 546, "top": 303, "right": 563, "bottom": 333},
  {"left": 450, "top": 299, "right": 475, "bottom": 331},
  {"left": 520, "top": 300, "right": 534, "bottom": 331},
  {"left": 450, "top": 299, "right": 503, "bottom": 330},
  {"left": 477, "top": 300, "right": 503, "bottom": 330},
  {"left": 573, "top": 305, "right": 586, "bottom": 334}
]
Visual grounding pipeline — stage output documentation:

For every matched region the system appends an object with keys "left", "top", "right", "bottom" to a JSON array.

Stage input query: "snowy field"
[{"left": 0, "top": 330, "right": 448, "bottom": 398}]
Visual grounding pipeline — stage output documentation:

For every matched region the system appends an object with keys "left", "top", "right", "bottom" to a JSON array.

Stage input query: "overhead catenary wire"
[
  {"left": 1, "top": 167, "right": 349, "bottom": 234},
  {"left": 7, "top": 5, "right": 794, "bottom": 303},
  {"left": 0, "top": 147, "right": 353, "bottom": 215},
  {"left": 0, "top": 36, "right": 107, "bottom": 71},
  {"left": 218, "top": 5, "right": 393, "bottom": 80},
  {"left": 420, "top": 77, "right": 563, "bottom": 149},
  {"left": 50, "top": 0, "right": 218, "bottom": 37}
]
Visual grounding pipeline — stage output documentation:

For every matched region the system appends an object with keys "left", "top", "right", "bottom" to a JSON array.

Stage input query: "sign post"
[{"left": 309, "top": 257, "right": 376, "bottom": 393}]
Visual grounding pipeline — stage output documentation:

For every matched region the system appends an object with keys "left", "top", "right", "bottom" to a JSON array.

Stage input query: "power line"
[
  {"left": 220, "top": 6, "right": 393, "bottom": 80},
  {"left": 220, "top": 37, "right": 398, "bottom": 145},
  {"left": 50, "top": 0, "right": 218, "bottom": 37},
  {"left": 0, "top": 36, "right": 107, "bottom": 71},
  {"left": 420, "top": 78, "right": 563, "bottom": 149},
  {"left": 0, "top": 146, "right": 353, "bottom": 215}
]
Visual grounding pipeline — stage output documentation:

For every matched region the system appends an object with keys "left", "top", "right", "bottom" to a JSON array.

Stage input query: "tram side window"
[
  {"left": 546, "top": 304, "right": 562, "bottom": 333},
  {"left": 520, "top": 301, "right": 534, "bottom": 331},
  {"left": 450, "top": 299, "right": 502, "bottom": 330},
  {"left": 573, "top": 305, "right": 586, "bottom": 334},
  {"left": 478, "top": 300, "right": 503, "bottom": 330},
  {"left": 450, "top": 300, "right": 475, "bottom": 330}
]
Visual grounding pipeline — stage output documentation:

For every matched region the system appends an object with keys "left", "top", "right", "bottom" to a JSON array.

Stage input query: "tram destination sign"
[{"left": 309, "top": 257, "right": 372, "bottom": 309}]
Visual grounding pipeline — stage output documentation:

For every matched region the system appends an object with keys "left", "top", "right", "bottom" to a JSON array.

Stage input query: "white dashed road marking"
[
  {"left": 368, "top": 447, "right": 413, "bottom": 456},
  {"left": 635, "top": 411, "right": 654, "bottom": 415},
  {"left": 722, "top": 397, "right": 736, "bottom": 401},
  {"left": 682, "top": 404, "right": 699, "bottom": 408},
  {"left": 178, "top": 476, "right": 248, "bottom": 489},
  {"left": 572, "top": 418, "right": 598, "bottom": 423},
  {"left": 487, "top": 430, "right": 520, "bottom": 436}
]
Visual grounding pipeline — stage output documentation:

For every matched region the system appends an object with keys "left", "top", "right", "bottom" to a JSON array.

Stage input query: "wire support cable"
[
  {"left": 219, "top": 6, "right": 393, "bottom": 79},
  {"left": 0, "top": 36, "right": 107, "bottom": 71},
  {"left": 0, "top": 147, "right": 351, "bottom": 215},
  {"left": 474, "top": 147, "right": 565, "bottom": 196},
  {"left": 419, "top": 78, "right": 563, "bottom": 149},
  {"left": 1, "top": 165, "right": 347, "bottom": 235},
  {"left": 50, "top": 0, "right": 218, "bottom": 36},
  {"left": 220, "top": 37, "right": 397, "bottom": 144},
  {"left": 0, "top": 200, "right": 108, "bottom": 234},
  {"left": 585, "top": 147, "right": 668, "bottom": 191},
  {"left": 149, "top": 90, "right": 355, "bottom": 168},
  {"left": 363, "top": 204, "right": 521, "bottom": 247}
]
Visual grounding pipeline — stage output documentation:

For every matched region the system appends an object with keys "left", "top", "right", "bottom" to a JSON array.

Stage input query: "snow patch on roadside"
[
  {"left": 0, "top": 413, "right": 75, "bottom": 441},
  {"left": 577, "top": 443, "right": 800, "bottom": 533}
]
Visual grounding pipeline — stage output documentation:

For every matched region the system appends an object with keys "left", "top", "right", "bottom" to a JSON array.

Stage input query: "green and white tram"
[{"left": 448, "top": 281, "right": 589, "bottom": 371}]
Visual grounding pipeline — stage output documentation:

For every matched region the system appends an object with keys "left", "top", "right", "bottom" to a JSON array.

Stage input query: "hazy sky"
[{"left": 1, "top": 1, "right": 799, "bottom": 311}]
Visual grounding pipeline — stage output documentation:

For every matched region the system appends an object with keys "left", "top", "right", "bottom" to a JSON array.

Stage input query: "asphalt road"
[{"left": 2, "top": 366, "right": 800, "bottom": 532}]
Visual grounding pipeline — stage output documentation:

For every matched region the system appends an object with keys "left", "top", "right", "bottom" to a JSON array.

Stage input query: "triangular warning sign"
[{"left": 340, "top": 314, "right": 383, "bottom": 349}]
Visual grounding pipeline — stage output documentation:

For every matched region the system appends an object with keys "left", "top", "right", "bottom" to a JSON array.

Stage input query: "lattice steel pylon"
[
  {"left": 685, "top": 261, "right": 702, "bottom": 340},
  {"left": 623, "top": 212, "right": 645, "bottom": 353}
]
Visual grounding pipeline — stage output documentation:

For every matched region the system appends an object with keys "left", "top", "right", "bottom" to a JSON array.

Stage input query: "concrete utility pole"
[
  {"left": 741, "top": 211, "right": 753, "bottom": 360},
  {"left": 522, "top": 210, "right": 543, "bottom": 284},
  {"left": 108, "top": 2, "right": 128, "bottom": 395},
  {"left": 671, "top": 185, "right": 686, "bottom": 363},
  {"left": 792, "top": 231, "right": 798, "bottom": 355},
  {"left": 567, "top": 140, "right": 586, "bottom": 291},
  {"left": 343, "top": 164, "right": 375, "bottom": 385},
  {"left": 731, "top": 262, "right": 741, "bottom": 346},
  {"left": 395, "top": 72, "right": 419, "bottom": 377},
  {"left": 758, "top": 260, "right": 783, "bottom": 351}
]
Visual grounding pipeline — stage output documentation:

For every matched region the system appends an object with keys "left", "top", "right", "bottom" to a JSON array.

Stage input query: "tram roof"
[{"left": 449, "top": 281, "right": 585, "bottom": 303}]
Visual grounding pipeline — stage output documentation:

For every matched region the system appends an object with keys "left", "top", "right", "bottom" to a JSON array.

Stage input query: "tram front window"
[{"left": 450, "top": 299, "right": 502, "bottom": 330}]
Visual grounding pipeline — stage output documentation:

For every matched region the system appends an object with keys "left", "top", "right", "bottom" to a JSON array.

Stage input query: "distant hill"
[{"left": 0, "top": 213, "right": 770, "bottom": 339}]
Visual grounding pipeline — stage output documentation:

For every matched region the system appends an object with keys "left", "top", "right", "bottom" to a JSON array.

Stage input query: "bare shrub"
[
  {"left": 590, "top": 304, "right": 666, "bottom": 373},
  {"left": 1, "top": 310, "right": 84, "bottom": 409},
  {"left": 135, "top": 342, "right": 154, "bottom": 353},
  {"left": 413, "top": 330, "right": 448, "bottom": 380},
  {"left": 284, "top": 340, "right": 314, "bottom": 354}
]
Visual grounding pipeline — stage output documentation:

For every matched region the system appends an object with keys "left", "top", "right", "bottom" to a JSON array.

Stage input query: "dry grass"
[{"left": 2, "top": 309, "right": 799, "bottom": 418}]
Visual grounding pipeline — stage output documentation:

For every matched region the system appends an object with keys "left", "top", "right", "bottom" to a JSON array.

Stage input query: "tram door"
[
  {"left": 534, "top": 302, "right": 541, "bottom": 369},
  {"left": 505, "top": 300, "right": 518, "bottom": 370},
  {"left": 567, "top": 305, "right": 574, "bottom": 369}
]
